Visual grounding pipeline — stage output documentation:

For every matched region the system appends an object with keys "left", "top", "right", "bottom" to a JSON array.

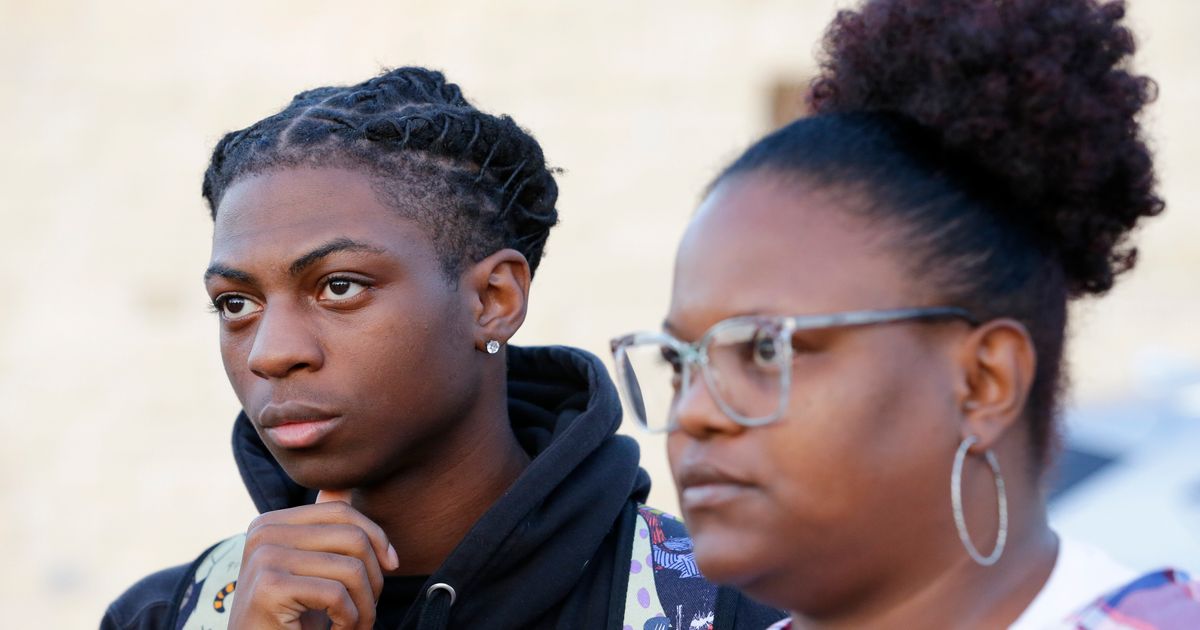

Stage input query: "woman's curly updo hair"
[
  {"left": 202, "top": 67, "right": 560, "bottom": 278},
  {"left": 715, "top": 0, "right": 1162, "bottom": 465}
]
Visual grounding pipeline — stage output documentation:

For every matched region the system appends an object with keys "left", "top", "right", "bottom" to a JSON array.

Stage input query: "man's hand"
[{"left": 228, "top": 491, "right": 399, "bottom": 630}]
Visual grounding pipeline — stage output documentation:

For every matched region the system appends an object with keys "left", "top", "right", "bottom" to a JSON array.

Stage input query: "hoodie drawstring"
[{"left": 416, "top": 582, "right": 455, "bottom": 630}]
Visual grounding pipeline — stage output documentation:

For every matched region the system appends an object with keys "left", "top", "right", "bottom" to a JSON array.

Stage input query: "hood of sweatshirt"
[{"left": 230, "top": 344, "right": 652, "bottom": 627}]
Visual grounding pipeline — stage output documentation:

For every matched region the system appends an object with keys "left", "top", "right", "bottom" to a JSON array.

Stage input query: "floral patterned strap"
[{"left": 624, "top": 506, "right": 721, "bottom": 630}]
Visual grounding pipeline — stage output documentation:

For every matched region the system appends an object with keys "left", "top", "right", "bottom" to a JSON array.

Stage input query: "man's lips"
[
  {"left": 258, "top": 402, "right": 341, "bottom": 449},
  {"left": 264, "top": 419, "right": 341, "bottom": 449}
]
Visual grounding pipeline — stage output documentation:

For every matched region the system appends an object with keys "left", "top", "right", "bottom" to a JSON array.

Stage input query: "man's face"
[{"left": 205, "top": 166, "right": 481, "bottom": 490}]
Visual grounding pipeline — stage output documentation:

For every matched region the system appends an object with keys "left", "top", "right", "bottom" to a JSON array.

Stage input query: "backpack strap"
[
  {"left": 175, "top": 534, "right": 246, "bottom": 630},
  {"left": 606, "top": 502, "right": 639, "bottom": 628},
  {"left": 623, "top": 505, "right": 721, "bottom": 630},
  {"left": 712, "top": 585, "right": 742, "bottom": 629},
  {"left": 1068, "top": 568, "right": 1200, "bottom": 628}
]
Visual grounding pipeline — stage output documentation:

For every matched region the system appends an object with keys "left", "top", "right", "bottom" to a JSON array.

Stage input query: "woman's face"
[
  {"left": 205, "top": 166, "right": 482, "bottom": 490},
  {"left": 666, "top": 173, "right": 970, "bottom": 611}
]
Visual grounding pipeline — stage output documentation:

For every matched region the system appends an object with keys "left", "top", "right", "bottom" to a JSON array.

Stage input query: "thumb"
[{"left": 315, "top": 489, "right": 352, "bottom": 504}]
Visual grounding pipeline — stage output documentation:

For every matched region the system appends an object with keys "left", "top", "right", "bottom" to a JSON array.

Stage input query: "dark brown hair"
[{"left": 715, "top": 0, "right": 1162, "bottom": 465}]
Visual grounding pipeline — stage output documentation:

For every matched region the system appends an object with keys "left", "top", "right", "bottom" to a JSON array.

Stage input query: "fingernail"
[
  {"left": 316, "top": 489, "right": 351, "bottom": 504},
  {"left": 387, "top": 543, "right": 399, "bottom": 570}
]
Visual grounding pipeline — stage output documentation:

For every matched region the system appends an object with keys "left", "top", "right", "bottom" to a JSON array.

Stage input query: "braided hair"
[{"left": 202, "top": 67, "right": 560, "bottom": 278}]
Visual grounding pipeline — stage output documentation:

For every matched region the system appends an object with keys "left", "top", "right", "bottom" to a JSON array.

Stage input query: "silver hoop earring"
[
  {"left": 485, "top": 339, "right": 501, "bottom": 354},
  {"left": 950, "top": 435, "right": 1008, "bottom": 566}
]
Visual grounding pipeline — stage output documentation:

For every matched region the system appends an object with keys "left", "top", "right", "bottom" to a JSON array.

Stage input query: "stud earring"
[{"left": 486, "top": 340, "right": 501, "bottom": 354}]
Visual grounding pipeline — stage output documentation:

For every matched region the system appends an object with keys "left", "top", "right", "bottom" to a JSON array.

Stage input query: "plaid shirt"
[{"left": 761, "top": 569, "right": 1200, "bottom": 629}]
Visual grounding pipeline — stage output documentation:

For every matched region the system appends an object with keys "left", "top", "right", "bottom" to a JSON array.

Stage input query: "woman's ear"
[
  {"left": 461, "top": 248, "right": 531, "bottom": 353},
  {"left": 953, "top": 318, "right": 1038, "bottom": 451}
]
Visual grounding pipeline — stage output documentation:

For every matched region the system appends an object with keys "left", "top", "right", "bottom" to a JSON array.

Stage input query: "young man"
[{"left": 102, "top": 67, "right": 783, "bottom": 630}]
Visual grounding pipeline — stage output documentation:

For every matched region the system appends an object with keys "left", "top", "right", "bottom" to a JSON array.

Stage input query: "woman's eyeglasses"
[{"left": 610, "top": 307, "right": 977, "bottom": 433}]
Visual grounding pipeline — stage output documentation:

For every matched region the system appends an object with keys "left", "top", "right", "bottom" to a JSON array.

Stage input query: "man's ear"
[
  {"left": 952, "top": 318, "right": 1038, "bottom": 451},
  {"left": 461, "top": 248, "right": 531, "bottom": 353}
]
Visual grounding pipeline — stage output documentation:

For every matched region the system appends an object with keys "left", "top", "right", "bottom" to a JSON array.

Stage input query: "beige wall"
[{"left": 2, "top": 1, "right": 1197, "bottom": 626}]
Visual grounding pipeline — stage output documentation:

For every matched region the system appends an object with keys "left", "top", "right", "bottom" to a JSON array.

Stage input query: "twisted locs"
[{"left": 202, "top": 67, "right": 559, "bottom": 278}]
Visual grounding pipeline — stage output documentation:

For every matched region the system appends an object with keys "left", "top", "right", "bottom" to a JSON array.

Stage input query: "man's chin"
[{"left": 274, "top": 452, "right": 368, "bottom": 492}]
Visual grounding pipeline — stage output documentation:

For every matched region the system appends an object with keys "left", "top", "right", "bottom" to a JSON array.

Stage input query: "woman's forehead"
[{"left": 669, "top": 175, "right": 915, "bottom": 328}]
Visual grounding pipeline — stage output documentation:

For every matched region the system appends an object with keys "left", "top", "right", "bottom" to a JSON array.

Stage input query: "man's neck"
[{"left": 346, "top": 408, "right": 531, "bottom": 576}]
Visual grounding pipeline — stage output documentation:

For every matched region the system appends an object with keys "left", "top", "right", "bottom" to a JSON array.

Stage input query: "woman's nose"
[{"left": 671, "top": 367, "right": 746, "bottom": 437}]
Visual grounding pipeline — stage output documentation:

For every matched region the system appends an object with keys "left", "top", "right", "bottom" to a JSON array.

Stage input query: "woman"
[
  {"left": 612, "top": 0, "right": 1199, "bottom": 627},
  {"left": 102, "top": 67, "right": 782, "bottom": 629}
]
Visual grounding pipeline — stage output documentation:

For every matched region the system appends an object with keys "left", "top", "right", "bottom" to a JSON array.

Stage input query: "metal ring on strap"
[{"left": 426, "top": 582, "right": 457, "bottom": 606}]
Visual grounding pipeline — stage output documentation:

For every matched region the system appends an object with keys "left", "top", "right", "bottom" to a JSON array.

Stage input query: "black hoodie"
[{"left": 102, "top": 345, "right": 783, "bottom": 629}]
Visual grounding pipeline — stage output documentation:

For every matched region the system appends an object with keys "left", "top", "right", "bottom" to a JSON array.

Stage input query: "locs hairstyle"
[
  {"left": 201, "top": 67, "right": 560, "bottom": 278},
  {"left": 713, "top": 0, "right": 1162, "bottom": 465}
]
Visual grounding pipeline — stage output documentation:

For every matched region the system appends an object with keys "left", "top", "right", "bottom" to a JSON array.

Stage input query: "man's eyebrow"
[
  {"left": 204, "top": 264, "right": 255, "bottom": 284},
  {"left": 288, "top": 237, "right": 387, "bottom": 276}
]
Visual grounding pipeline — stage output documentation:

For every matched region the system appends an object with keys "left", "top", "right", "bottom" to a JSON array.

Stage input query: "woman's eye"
[
  {"left": 751, "top": 333, "right": 785, "bottom": 369},
  {"left": 214, "top": 295, "right": 263, "bottom": 321},
  {"left": 660, "top": 346, "right": 683, "bottom": 373},
  {"left": 319, "top": 278, "right": 368, "bottom": 302},
  {"left": 660, "top": 346, "right": 685, "bottom": 390}
]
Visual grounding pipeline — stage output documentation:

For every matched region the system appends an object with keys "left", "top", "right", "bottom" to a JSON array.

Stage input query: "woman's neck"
[{"left": 792, "top": 488, "right": 1059, "bottom": 629}]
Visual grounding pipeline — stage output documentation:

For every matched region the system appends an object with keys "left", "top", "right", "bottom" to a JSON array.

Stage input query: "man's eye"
[
  {"left": 214, "top": 295, "right": 263, "bottom": 321},
  {"left": 318, "top": 278, "right": 368, "bottom": 302}
]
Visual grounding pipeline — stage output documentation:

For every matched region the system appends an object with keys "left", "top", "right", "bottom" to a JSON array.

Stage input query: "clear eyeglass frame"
[{"left": 610, "top": 306, "right": 978, "bottom": 433}]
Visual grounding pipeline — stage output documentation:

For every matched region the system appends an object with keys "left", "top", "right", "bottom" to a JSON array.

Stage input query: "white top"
[
  {"left": 765, "top": 536, "right": 1135, "bottom": 630},
  {"left": 1008, "top": 535, "right": 1136, "bottom": 629}
]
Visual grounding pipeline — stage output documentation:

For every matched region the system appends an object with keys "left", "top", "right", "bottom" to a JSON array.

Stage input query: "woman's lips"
[
  {"left": 263, "top": 417, "right": 341, "bottom": 449},
  {"left": 680, "top": 483, "right": 751, "bottom": 509},
  {"left": 676, "top": 462, "right": 755, "bottom": 510}
]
